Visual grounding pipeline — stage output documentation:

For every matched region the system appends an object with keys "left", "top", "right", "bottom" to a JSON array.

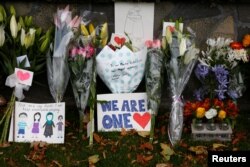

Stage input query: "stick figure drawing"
[{"left": 43, "top": 112, "right": 55, "bottom": 138}]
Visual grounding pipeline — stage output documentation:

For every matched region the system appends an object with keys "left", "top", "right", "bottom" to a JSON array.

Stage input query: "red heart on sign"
[
  {"left": 17, "top": 70, "right": 30, "bottom": 81},
  {"left": 114, "top": 37, "right": 126, "bottom": 45},
  {"left": 133, "top": 112, "right": 151, "bottom": 129}
]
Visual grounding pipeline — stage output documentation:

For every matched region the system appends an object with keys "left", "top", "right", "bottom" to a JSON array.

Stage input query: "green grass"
[{"left": 0, "top": 108, "right": 249, "bottom": 167}]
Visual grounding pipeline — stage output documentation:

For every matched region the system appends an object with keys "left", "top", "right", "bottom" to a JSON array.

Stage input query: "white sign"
[
  {"left": 97, "top": 93, "right": 150, "bottom": 132},
  {"left": 15, "top": 68, "right": 34, "bottom": 86},
  {"left": 9, "top": 102, "right": 65, "bottom": 143},
  {"left": 115, "top": 2, "right": 154, "bottom": 48},
  {"left": 16, "top": 55, "right": 31, "bottom": 68}
]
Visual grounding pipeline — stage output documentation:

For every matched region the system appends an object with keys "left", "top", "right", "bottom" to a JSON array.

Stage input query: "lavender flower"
[
  {"left": 195, "top": 63, "right": 209, "bottom": 80},
  {"left": 227, "top": 90, "right": 239, "bottom": 100},
  {"left": 215, "top": 85, "right": 227, "bottom": 100},
  {"left": 194, "top": 88, "right": 205, "bottom": 101},
  {"left": 212, "top": 65, "right": 229, "bottom": 81}
]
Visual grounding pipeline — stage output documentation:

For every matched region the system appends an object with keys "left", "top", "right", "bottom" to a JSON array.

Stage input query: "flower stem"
[{"left": 149, "top": 114, "right": 155, "bottom": 143}]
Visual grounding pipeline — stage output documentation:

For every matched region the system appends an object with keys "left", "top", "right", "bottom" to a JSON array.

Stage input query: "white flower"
[
  {"left": 179, "top": 37, "right": 186, "bottom": 56},
  {"left": 205, "top": 108, "right": 217, "bottom": 119},
  {"left": 184, "top": 45, "right": 199, "bottom": 64},
  {"left": 10, "top": 15, "right": 18, "bottom": 39},
  {"left": 0, "top": 25, "right": 5, "bottom": 47},
  {"left": 21, "top": 28, "right": 36, "bottom": 49}
]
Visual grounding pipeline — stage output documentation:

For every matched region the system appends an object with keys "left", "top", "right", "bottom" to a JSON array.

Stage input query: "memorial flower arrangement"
[
  {"left": 67, "top": 11, "right": 108, "bottom": 145},
  {"left": 194, "top": 37, "right": 249, "bottom": 101},
  {"left": 162, "top": 21, "right": 200, "bottom": 145},
  {"left": 184, "top": 98, "right": 239, "bottom": 129},
  {"left": 0, "top": 5, "right": 52, "bottom": 144}
]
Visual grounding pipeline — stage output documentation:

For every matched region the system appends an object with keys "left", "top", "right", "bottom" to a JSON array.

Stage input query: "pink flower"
[
  {"left": 69, "top": 47, "right": 78, "bottom": 58},
  {"left": 78, "top": 47, "right": 86, "bottom": 57},
  {"left": 84, "top": 45, "right": 95, "bottom": 58},
  {"left": 69, "top": 16, "right": 82, "bottom": 29}
]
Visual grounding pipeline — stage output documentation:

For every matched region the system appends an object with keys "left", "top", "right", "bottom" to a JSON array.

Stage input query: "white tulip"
[
  {"left": 10, "top": 15, "right": 18, "bottom": 39},
  {"left": 20, "top": 28, "right": 25, "bottom": 46},
  {"left": 0, "top": 25, "right": 5, "bottom": 47}
]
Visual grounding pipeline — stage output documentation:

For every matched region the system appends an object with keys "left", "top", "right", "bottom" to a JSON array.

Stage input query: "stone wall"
[{"left": 1, "top": 1, "right": 250, "bottom": 111}]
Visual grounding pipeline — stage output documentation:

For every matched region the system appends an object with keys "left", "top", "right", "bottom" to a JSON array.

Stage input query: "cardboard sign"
[
  {"left": 115, "top": 2, "right": 154, "bottom": 48},
  {"left": 17, "top": 55, "right": 31, "bottom": 68},
  {"left": 96, "top": 45, "right": 147, "bottom": 93},
  {"left": 97, "top": 93, "right": 150, "bottom": 132},
  {"left": 162, "top": 22, "right": 184, "bottom": 36},
  {"left": 9, "top": 102, "right": 65, "bottom": 143},
  {"left": 15, "top": 68, "right": 34, "bottom": 86}
]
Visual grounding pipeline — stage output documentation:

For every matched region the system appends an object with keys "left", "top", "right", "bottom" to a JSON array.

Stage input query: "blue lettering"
[
  {"left": 112, "top": 100, "right": 119, "bottom": 111},
  {"left": 138, "top": 99, "right": 145, "bottom": 112},
  {"left": 130, "top": 100, "right": 138, "bottom": 112},
  {"left": 101, "top": 101, "right": 112, "bottom": 112},
  {"left": 123, "top": 113, "right": 132, "bottom": 128},
  {"left": 102, "top": 115, "right": 112, "bottom": 129},
  {"left": 121, "top": 100, "right": 130, "bottom": 111},
  {"left": 112, "top": 114, "right": 122, "bottom": 128}
]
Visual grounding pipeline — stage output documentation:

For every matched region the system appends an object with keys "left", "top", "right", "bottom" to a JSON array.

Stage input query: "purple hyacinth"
[
  {"left": 212, "top": 65, "right": 229, "bottom": 82},
  {"left": 195, "top": 63, "right": 209, "bottom": 80},
  {"left": 215, "top": 85, "right": 227, "bottom": 100},
  {"left": 194, "top": 88, "right": 205, "bottom": 101},
  {"left": 227, "top": 90, "right": 239, "bottom": 100}
]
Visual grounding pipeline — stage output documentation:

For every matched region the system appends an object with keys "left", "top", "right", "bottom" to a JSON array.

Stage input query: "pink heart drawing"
[
  {"left": 114, "top": 36, "right": 126, "bottom": 45},
  {"left": 17, "top": 70, "right": 30, "bottom": 81},
  {"left": 133, "top": 112, "right": 151, "bottom": 129}
]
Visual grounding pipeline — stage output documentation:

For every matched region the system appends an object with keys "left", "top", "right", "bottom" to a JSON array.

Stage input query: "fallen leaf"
[
  {"left": 179, "top": 140, "right": 188, "bottom": 148},
  {"left": 137, "top": 131, "right": 150, "bottom": 138},
  {"left": 139, "top": 142, "right": 153, "bottom": 151},
  {"left": 144, "top": 155, "right": 153, "bottom": 161},
  {"left": 0, "top": 142, "right": 11, "bottom": 148},
  {"left": 93, "top": 133, "right": 102, "bottom": 143},
  {"left": 52, "top": 160, "right": 63, "bottom": 167},
  {"left": 189, "top": 146, "right": 208, "bottom": 155},
  {"left": 102, "top": 151, "right": 106, "bottom": 159},
  {"left": 156, "top": 163, "right": 174, "bottom": 167},
  {"left": 7, "top": 158, "right": 16, "bottom": 167},
  {"left": 160, "top": 143, "right": 174, "bottom": 161},
  {"left": 232, "top": 132, "right": 246, "bottom": 145},
  {"left": 0, "top": 152, "right": 3, "bottom": 155},
  {"left": 161, "top": 126, "right": 166, "bottom": 135},
  {"left": 88, "top": 155, "right": 99, "bottom": 164},
  {"left": 212, "top": 143, "right": 227, "bottom": 150},
  {"left": 121, "top": 128, "right": 127, "bottom": 136}
]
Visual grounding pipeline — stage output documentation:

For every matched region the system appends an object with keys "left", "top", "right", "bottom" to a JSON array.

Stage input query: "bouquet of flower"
[
  {"left": 0, "top": 5, "right": 51, "bottom": 144},
  {"left": 47, "top": 5, "right": 80, "bottom": 102},
  {"left": 184, "top": 98, "right": 239, "bottom": 129},
  {"left": 194, "top": 37, "right": 249, "bottom": 101},
  {"left": 67, "top": 11, "right": 108, "bottom": 145},
  {"left": 162, "top": 22, "right": 200, "bottom": 145},
  {"left": 144, "top": 39, "right": 164, "bottom": 142}
]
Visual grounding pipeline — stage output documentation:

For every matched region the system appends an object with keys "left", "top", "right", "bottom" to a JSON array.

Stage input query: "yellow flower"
[
  {"left": 218, "top": 110, "right": 226, "bottom": 120},
  {"left": 196, "top": 107, "right": 205, "bottom": 119},
  {"left": 21, "top": 28, "right": 36, "bottom": 49}
]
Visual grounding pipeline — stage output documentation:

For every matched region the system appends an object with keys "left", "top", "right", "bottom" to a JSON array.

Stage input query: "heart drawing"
[
  {"left": 17, "top": 70, "right": 30, "bottom": 81},
  {"left": 114, "top": 36, "right": 126, "bottom": 46},
  {"left": 133, "top": 112, "right": 151, "bottom": 129}
]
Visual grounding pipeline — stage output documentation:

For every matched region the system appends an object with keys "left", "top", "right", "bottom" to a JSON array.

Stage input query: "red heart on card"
[
  {"left": 17, "top": 70, "right": 30, "bottom": 81},
  {"left": 133, "top": 112, "right": 151, "bottom": 129},
  {"left": 114, "top": 37, "right": 126, "bottom": 45}
]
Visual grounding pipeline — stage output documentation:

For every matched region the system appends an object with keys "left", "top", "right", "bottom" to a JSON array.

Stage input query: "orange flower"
[
  {"left": 230, "top": 42, "right": 243, "bottom": 50},
  {"left": 242, "top": 34, "right": 250, "bottom": 47},
  {"left": 218, "top": 110, "right": 227, "bottom": 120},
  {"left": 196, "top": 107, "right": 205, "bottom": 119}
]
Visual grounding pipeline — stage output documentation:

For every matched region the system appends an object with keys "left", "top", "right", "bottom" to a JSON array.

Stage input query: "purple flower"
[
  {"left": 195, "top": 63, "right": 209, "bottom": 80},
  {"left": 194, "top": 88, "right": 205, "bottom": 101},
  {"left": 212, "top": 65, "right": 229, "bottom": 81},
  {"left": 215, "top": 85, "right": 227, "bottom": 100}
]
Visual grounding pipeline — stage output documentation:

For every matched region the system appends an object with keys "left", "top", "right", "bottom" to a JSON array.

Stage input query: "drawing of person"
[
  {"left": 17, "top": 112, "right": 28, "bottom": 138},
  {"left": 56, "top": 115, "right": 63, "bottom": 138},
  {"left": 31, "top": 112, "right": 41, "bottom": 138},
  {"left": 43, "top": 112, "right": 55, "bottom": 138}
]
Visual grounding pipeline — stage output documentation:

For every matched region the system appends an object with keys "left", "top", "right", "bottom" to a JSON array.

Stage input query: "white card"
[
  {"left": 110, "top": 33, "right": 129, "bottom": 48},
  {"left": 14, "top": 68, "right": 34, "bottom": 86},
  {"left": 17, "top": 55, "right": 31, "bottom": 68},
  {"left": 162, "top": 22, "right": 184, "bottom": 36}
]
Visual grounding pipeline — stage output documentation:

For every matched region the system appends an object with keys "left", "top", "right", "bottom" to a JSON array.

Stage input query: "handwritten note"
[{"left": 96, "top": 45, "right": 147, "bottom": 93}]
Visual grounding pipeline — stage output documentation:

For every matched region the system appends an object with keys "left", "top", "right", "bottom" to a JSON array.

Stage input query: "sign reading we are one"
[{"left": 97, "top": 93, "right": 151, "bottom": 132}]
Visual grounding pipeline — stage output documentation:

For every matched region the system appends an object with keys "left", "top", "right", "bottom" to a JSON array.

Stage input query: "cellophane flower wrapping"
[
  {"left": 163, "top": 27, "right": 199, "bottom": 145},
  {"left": 47, "top": 6, "right": 74, "bottom": 102},
  {"left": 67, "top": 36, "right": 95, "bottom": 127},
  {"left": 145, "top": 43, "right": 164, "bottom": 142}
]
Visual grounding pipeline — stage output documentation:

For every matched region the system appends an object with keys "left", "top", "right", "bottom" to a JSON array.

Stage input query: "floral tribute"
[{"left": 184, "top": 98, "right": 239, "bottom": 128}]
